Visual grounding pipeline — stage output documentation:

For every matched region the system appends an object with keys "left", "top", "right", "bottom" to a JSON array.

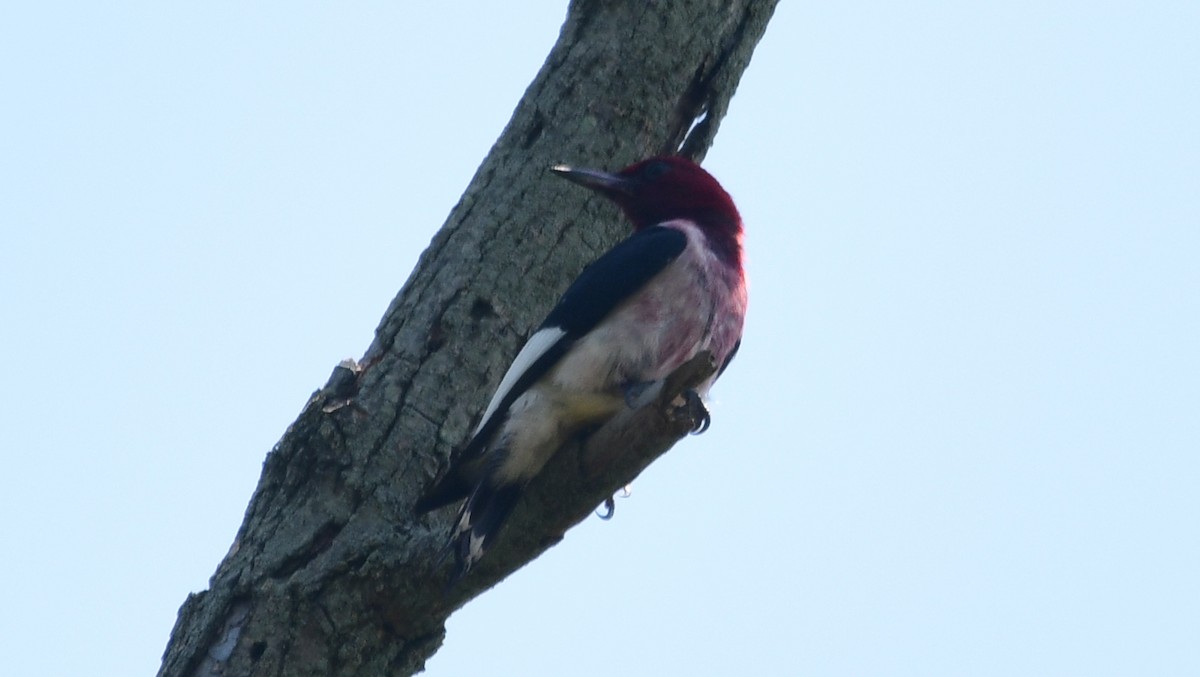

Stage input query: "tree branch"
[{"left": 159, "top": 2, "right": 777, "bottom": 675}]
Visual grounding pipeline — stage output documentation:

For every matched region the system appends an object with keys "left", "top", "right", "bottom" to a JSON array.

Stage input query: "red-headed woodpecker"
[{"left": 416, "top": 156, "right": 747, "bottom": 580}]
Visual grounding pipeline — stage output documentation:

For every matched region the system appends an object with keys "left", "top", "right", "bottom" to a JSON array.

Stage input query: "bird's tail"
[
  {"left": 448, "top": 476, "right": 523, "bottom": 583},
  {"left": 414, "top": 466, "right": 474, "bottom": 514}
]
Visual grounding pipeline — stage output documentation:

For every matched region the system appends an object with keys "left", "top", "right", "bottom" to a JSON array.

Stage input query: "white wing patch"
[{"left": 473, "top": 327, "right": 568, "bottom": 436}]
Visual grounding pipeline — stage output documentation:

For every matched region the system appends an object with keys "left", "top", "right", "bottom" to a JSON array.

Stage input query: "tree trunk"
[{"left": 159, "top": 2, "right": 778, "bottom": 675}]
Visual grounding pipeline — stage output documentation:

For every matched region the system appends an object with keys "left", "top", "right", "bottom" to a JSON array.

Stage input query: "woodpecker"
[{"left": 416, "top": 156, "right": 748, "bottom": 580}]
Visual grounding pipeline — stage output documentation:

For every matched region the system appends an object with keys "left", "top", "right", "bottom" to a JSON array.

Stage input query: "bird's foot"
[
  {"left": 595, "top": 485, "right": 633, "bottom": 520},
  {"left": 597, "top": 496, "right": 616, "bottom": 520},
  {"left": 669, "top": 388, "right": 710, "bottom": 434}
]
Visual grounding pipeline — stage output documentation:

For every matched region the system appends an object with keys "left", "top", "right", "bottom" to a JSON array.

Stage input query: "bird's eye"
[{"left": 641, "top": 161, "right": 671, "bottom": 180}]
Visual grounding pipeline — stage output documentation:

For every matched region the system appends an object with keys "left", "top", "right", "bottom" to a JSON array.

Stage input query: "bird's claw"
[
  {"left": 595, "top": 484, "right": 633, "bottom": 520},
  {"left": 676, "top": 389, "right": 710, "bottom": 434},
  {"left": 597, "top": 496, "right": 616, "bottom": 520}
]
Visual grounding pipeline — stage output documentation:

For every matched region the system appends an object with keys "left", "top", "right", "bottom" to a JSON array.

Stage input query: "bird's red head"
[{"left": 551, "top": 156, "right": 743, "bottom": 267}]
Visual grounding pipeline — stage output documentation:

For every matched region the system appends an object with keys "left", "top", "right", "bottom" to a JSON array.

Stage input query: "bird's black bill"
[{"left": 550, "top": 164, "right": 634, "bottom": 196}]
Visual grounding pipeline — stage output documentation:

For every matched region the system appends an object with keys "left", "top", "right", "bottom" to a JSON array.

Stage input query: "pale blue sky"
[{"left": 1, "top": 3, "right": 1197, "bottom": 676}]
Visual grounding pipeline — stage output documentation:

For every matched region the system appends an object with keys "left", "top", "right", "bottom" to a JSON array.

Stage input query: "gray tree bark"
[{"left": 159, "top": 2, "right": 778, "bottom": 675}]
